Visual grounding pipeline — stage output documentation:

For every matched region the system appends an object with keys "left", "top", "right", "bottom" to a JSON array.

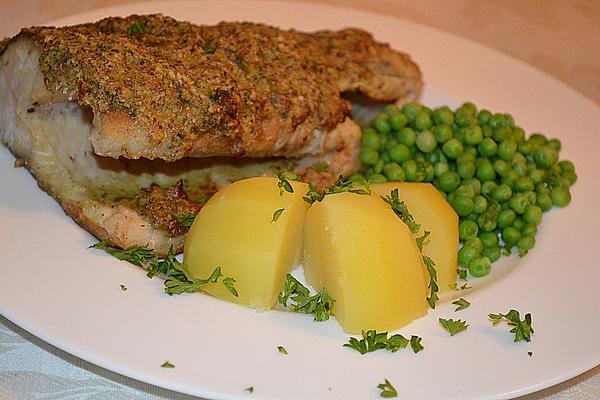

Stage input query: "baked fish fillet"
[{"left": 0, "top": 15, "right": 422, "bottom": 255}]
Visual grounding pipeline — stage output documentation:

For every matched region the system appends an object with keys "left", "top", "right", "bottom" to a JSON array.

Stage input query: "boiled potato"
[
  {"left": 184, "top": 176, "right": 309, "bottom": 310},
  {"left": 372, "top": 183, "right": 459, "bottom": 293},
  {"left": 303, "top": 192, "right": 427, "bottom": 333}
]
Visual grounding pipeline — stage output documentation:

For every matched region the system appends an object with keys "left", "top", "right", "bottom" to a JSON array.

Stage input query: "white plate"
[{"left": 1, "top": 1, "right": 600, "bottom": 399}]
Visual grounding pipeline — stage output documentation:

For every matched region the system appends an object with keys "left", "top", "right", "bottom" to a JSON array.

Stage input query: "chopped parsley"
[
  {"left": 452, "top": 298, "right": 470, "bottom": 311},
  {"left": 178, "top": 213, "right": 196, "bottom": 227},
  {"left": 127, "top": 21, "right": 145, "bottom": 36},
  {"left": 313, "top": 162, "right": 329, "bottom": 172},
  {"left": 277, "top": 346, "right": 288, "bottom": 355},
  {"left": 489, "top": 309, "right": 534, "bottom": 342},
  {"left": 377, "top": 379, "right": 398, "bottom": 398},
  {"left": 244, "top": 386, "right": 254, "bottom": 393},
  {"left": 202, "top": 37, "right": 218, "bottom": 54},
  {"left": 439, "top": 318, "right": 469, "bottom": 336},
  {"left": 383, "top": 189, "right": 439, "bottom": 309},
  {"left": 278, "top": 274, "right": 335, "bottom": 321},
  {"left": 344, "top": 330, "right": 423, "bottom": 354},
  {"left": 119, "top": 284, "right": 127, "bottom": 292},
  {"left": 160, "top": 361, "right": 175, "bottom": 368},
  {"left": 303, "top": 175, "right": 370, "bottom": 205},
  {"left": 90, "top": 241, "right": 238, "bottom": 297},
  {"left": 449, "top": 282, "right": 472, "bottom": 291},
  {"left": 277, "top": 171, "right": 298, "bottom": 195},
  {"left": 271, "top": 208, "right": 285, "bottom": 222}
]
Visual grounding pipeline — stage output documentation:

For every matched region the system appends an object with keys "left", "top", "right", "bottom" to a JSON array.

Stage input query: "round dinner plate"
[{"left": 1, "top": 1, "right": 600, "bottom": 399}]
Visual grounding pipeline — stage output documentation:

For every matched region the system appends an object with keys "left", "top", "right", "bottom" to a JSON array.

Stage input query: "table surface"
[{"left": 1, "top": 1, "right": 599, "bottom": 399}]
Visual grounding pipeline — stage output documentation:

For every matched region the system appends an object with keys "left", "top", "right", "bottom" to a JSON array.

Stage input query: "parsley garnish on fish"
[
  {"left": 202, "top": 37, "right": 218, "bottom": 54},
  {"left": 452, "top": 298, "right": 470, "bottom": 311},
  {"left": 271, "top": 208, "right": 285, "bottom": 222},
  {"left": 313, "top": 162, "right": 329, "bottom": 172},
  {"left": 439, "top": 318, "right": 469, "bottom": 336},
  {"left": 489, "top": 309, "right": 534, "bottom": 342},
  {"left": 127, "top": 21, "right": 145, "bottom": 36},
  {"left": 178, "top": 212, "right": 196, "bottom": 227},
  {"left": 344, "top": 330, "right": 423, "bottom": 354},
  {"left": 278, "top": 274, "right": 335, "bottom": 321},
  {"left": 377, "top": 379, "right": 398, "bottom": 398},
  {"left": 90, "top": 241, "right": 238, "bottom": 297}
]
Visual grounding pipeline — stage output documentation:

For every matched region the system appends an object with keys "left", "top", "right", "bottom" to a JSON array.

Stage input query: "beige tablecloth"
[{"left": 1, "top": 1, "right": 599, "bottom": 399}]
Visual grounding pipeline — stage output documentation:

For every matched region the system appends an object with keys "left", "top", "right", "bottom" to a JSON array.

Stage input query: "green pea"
[
  {"left": 493, "top": 159, "right": 510, "bottom": 178},
  {"left": 442, "top": 138, "right": 464, "bottom": 159},
  {"left": 553, "top": 176, "right": 571, "bottom": 189},
  {"left": 517, "top": 235, "right": 535, "bottom": 253},
  {"left": 389, "top": 113, "right": 408, "bottom": 130},
  {"left": 469, "top": 256, "right": 491, "bottom": 277},
  {"left": 551, "top": 187, "right": 571, "bottom": 207},
  {"left": 536, "top": 192, "right": 553, "bottom": 212},
  {"left": 509, "top": 192, "right": 529, "bottom": 215},
  {"left": 498, "top": 140, "right": 517, "bottom": 161},
  {"left": 371, "top": 114, "right": 391, "bottom": 134},
  {"left": 473, "top": 195, "right": 488, "bottom": 214},
  {"left": 498, "top": 209, "right": 516, "bottom": 229},
  {"left": 512, "top": 217, "right": 525, "bottom": 231},
  {"left": 350, "top": 174, "right": 367, "bottom": 185},
  {"left": 461, "top": 102, "right": 477, "bottom": 114},
  {"left": 361, "top": 128, "right": 381, "bottom": 149},
  {"left": 481, "top": 181, "right": 497, "bottom": 196},
  {"left": 512, "top": 127, "right": 525, "bottom": 143},
  {"left": 416, "top": 130, "right": 437, "bottom": 153},
  {"left": 522, "top": 223, "right": 538, "bottom": 237},
  {"left": 359, "top": 148, "right": 379, "bottom": 165},
  {"left": 463, "top": 126, "right": 484, "bottom": 145},
  {"left": 402, "top": 102, "right": 422, "bottom": 122},
  {"left": 476, "top": 161, "right": 496, "bottom": 182},
  {"left": 477, "top": 213, "right": 497, "bottom": 232},
  {"left": 492, "top": 183, "right": 512, "bottom": 203},
  {"left": 433, "top": 124, "right": 453, "bottom": 144},
  {"left": 458, "top": 245, "right": 479, "bottom": 267},
  {"left": 527, "top": 132, "right": 548, "bottom": 147},
  {"left": 533, "top": 146, "right": 558, "bottom": 168},
  {"left": 465, "top": 237, "right": 484, "bottom": 252},
  {"left": 396, "top": 127, "right": 417, "bottom": 147},
  {"left": 453, "top": 195, "right": 475, "bottom": 217},
  {"left": 488, "top": 114, "right": 505, "bottom": 129},
  {"left": 482, "top": 125, "right": 493, "bottom": 138},
  {"left": 459, "top": 220, "right": 479, "bottom": 240},
  {"left": 479, "top": 231, "right": 499, "bottom": 248},
  {"left": 563, "top": 171, "right": 578, "bottom": 186},
  {"left": 482, "top": 246, "right": 501, "bottom": 263},
  {"left": 455, "top": 109, "right": 476, "bottom": 127},
  {"left": 388, "top": 143, "right": 411, "bottom": 164},
  {"left": 433, "top": 107, "right": 455, "bottom": 125},
  {"left": 462, "top": 178, "right": 482, "bottom": 195},
  {"left": 502, "top": 226, "right": 521, "bottom": 247},
  {"left": 434, "top": 162, "right": 450, "bottom": 178},
  {"left": 455, "top": 185, "right": 476, "bottom": 199},
  {"left": 457, "top": 160, "right": 476, "bottom": 179},
  {"left": 559, "top": 160, "right": 576, "bottom": 174},
  {"left": 402, "top": 160, "right": 418, "bottom": 182},
  {"left": 492, "top": 125, "right": 512, "bottom": 143},
  {"left": 514, "top": 176, "right": 534, "bottom": 192},
  {"left": 535, "top": 182, "right": 550, "bottom": 194},
  {"left": 548, "top": 138, "right": 562, "bottom": 152},
  {"left": 368, "top": 173, "right": 388, "bottom": 184},
  {"left": 478, "top": 138, "right": 497, "bottom": 157},
  {"left": 477, "top": 109, "right": 492, "bottom": 126},
  {"left": 383, "top": 163, "right": 406, "bottom": 182},
  {"left": 518, "top": 141, "right": 533, "bottom": 155},
  {"left": 439, "top": 171, "right": 461, "bottom": 192},
  {"left": 414, "top": 111, "right": 433, "bottom": 131},
  {"left": 373, "top": 158, "right": 384, "bottom": 174}
]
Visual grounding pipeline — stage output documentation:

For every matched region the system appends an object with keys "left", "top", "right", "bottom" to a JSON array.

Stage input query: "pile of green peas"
[{"left": 352, "top": 102, "right": 577, "bottom": 279}]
